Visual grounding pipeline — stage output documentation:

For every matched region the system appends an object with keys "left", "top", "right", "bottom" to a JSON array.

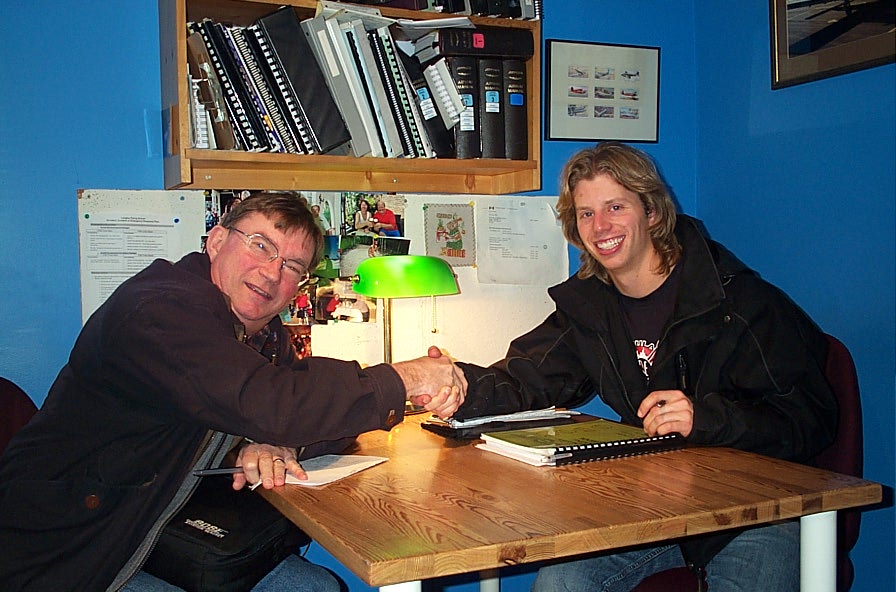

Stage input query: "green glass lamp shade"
[{"left": 352, "top": 255, "right": 459, "bottom": 299}]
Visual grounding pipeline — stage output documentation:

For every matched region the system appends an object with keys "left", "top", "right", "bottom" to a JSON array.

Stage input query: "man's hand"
[
  {"left": 637, "top": 390, "right": 693, "bottom": 437},
  {"left": 391, "top": 346, "right": 467, "bottom": 419},
  {"left": 232, "top": 443, "right": 306, "bottom": 490}
]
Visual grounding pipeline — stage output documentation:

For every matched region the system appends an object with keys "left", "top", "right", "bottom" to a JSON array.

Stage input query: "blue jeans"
[
  {"left": 531, "top": 520, "right": 800, "bottom": 592},
  {"left": 123, "top": 554, "right": 342, "bottom": 592}
]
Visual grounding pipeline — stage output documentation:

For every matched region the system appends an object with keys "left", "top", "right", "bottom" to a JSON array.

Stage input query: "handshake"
[{"left": 391, "top": 345, "right": 467, "bottom": 420}]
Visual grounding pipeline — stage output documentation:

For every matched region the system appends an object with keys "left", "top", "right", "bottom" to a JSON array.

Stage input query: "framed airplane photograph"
[
  {"left": 770, "top": 0, "right": 895, "bottom": 89},
  {"left": 545, "top": 39, "right": 660, "bottom": 142}
]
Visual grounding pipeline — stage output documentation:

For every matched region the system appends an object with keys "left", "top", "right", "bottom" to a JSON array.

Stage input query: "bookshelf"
[{"left": 159, "top": 0, "right": 542, "bottom": 194}]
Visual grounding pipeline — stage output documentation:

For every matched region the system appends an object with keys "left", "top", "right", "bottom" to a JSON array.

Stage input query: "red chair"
[
  {"left": 1, "top": 377, "right": 38, "bottom": 458},
  {"left": 632, "top": 334, "right": 864, "bottom": 592}
]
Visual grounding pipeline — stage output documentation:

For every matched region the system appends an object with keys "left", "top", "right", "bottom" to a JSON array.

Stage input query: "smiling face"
[
  {"left": 206, "top": 212, "right": 316, "bottom": 334},
  {"left": 574, "top": 174, "right": 664, "bottom": 297}
]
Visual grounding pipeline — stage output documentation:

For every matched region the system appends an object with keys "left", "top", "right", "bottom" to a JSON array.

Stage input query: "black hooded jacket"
[{"left": 455, "top": 215, "right": 837, "bottom": 566}]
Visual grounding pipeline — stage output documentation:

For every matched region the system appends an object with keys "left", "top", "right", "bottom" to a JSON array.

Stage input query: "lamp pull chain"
[{"left": 431, "top": 295, "right": 438, "bottom": 334}]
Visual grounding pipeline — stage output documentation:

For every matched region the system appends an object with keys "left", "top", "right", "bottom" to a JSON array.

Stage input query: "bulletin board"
[{"left": 77, "top": 189, "right": 206, "bottom": 324}]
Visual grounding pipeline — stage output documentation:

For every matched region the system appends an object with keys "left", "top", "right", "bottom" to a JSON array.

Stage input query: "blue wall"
[{"left": 1, "top": 2, "right": 892, "bottom": 591}]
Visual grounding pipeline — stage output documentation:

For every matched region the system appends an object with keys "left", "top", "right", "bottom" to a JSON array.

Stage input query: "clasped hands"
[{"left": 233, "top": 346, "right": 466, "bottom": 491}]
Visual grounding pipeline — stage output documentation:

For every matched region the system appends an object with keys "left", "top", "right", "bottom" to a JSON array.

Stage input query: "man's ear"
[{"left": 205, "top": 225, "right": 227, "bottom": 261}]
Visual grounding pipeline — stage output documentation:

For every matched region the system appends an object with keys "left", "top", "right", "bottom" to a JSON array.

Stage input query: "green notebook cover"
[{"left": 478, "top": 418, "right": 684, "bottom": 466}]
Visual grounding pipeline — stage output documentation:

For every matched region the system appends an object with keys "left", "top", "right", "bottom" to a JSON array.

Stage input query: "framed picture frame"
[
  {"left": 770, "top": 0, "right": 895, "bottom": 89},
  {"left": 545, "top": 39, "right": 660, "bottom": 143}
]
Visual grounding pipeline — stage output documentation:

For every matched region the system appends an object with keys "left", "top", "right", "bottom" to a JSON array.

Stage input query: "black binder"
[
  {"left": 399, "top": 52, "right": 455, "bottom": 158},
  {"left": 223, "top": 25, "right": 293, "bottom": 153},
  {"left": 478, "top": 58, "right": 504, "bottom": 159},
  {"left": 502, "top": 59, "right": 527, "bottom": 160},
  {"left": 192, "top": 19, "right": 271, "bottom": 152},
  {"left": 448, "top": 56, "right": 481, "bottom": 159},
  {"left": 254, "top": 6, "right": 351, "bottom": 155},
  {"left": 414, "top": 27, "right": 535, "bottom": 62}
]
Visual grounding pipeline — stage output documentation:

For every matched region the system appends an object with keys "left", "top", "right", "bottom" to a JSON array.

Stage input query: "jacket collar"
[{"left": 550, "top": 215, "right": 752, "bottom": 335}]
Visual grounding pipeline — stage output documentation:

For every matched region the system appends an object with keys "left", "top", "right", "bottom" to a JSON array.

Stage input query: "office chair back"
[
  {"left": 1, "top": 377, "right": 38, "bottom": 458},
  {"left": 631, "top": 334, "right": 863, "bottom": 592}
]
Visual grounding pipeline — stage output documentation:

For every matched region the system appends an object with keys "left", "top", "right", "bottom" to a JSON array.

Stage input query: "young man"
[
  {"left": 0, "top": 192, "right": 464, "bottom": 591},
  {"left": 451, "top": 143, "right": 837, "bottom": 591}
]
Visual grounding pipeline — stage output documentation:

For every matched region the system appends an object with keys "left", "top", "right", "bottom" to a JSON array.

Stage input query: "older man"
[{"left": 0, "top": 192, "right": 464, "bottom": 591}]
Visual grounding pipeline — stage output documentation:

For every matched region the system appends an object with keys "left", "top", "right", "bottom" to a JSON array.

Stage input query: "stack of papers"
[
  {"left": 284, "top": 454, "right": 387, "bottom": 487},
  {"left": 422, "top": 407, "right": 581, "bottom": 439},
  {"left": 436, "top": 407, "right": 580, "bottom": 428}
]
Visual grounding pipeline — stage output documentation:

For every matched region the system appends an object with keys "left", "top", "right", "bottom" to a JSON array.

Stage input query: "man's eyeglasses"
[{"left": 228, "top": 227, "right": 310, "bottom": 284}]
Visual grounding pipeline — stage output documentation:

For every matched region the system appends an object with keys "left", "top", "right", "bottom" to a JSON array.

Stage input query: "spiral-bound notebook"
[{"left": 476, "top": 418, "right": 684, "bottom": 466}]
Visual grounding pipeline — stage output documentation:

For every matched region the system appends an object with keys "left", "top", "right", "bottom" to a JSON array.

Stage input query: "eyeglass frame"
[{"left": 226, "top": 226, "right": 311, "bottom": 284}]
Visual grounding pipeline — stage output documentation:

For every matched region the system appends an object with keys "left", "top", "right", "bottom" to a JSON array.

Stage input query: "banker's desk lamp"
[{"left": 351, "top": 255, "right": 459, "bottom": 411}]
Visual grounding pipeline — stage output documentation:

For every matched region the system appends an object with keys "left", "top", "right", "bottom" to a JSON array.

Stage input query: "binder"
[
  {"left": 423, "top": 58, "right": 464, "bottom": 129},
  {"left": 341, "top": 19, "right": 404, "bottom": 158},
  {"left": 448, "top": 56, "right": 481, "bottom": 159},
  {"left": 242, "top": 24, "right": 310, "bottom": 154},
  {"left": 519, "top": 0, "right": 537, "bottom": 20},
  {"left": 477, "top": 58, "right": 504, "bottom": 159},
  {"left": 486, "top": 0, "right": 510, "bottom": 16},
  {"left": 301, "top": 14, "right": 377, "bottom": 157},
  {"left": 414, "top": 27, "right": 535, "bottom": 62},
  {"left": 192, "top": 19, "right": 270, "bottom": 152},
  {"left": 185, "top": 31, "right": 237, "bottom": 150},
  {"left": 476, "top": 419, "right": 685, "bottom": 467},
  {"left": 399, "top": 52, "right": 455, "bottom": 157},
  {"left": 254, "top": 6, "right": 351, "bottom": 155},
  {"left": 367, "top": 27, "right": 416, "bottom": 157},
  {"left": 502, "top": 59, "right": 527, "bottom": 160},
  {"left": 368, "top": 26, "right": 427, "bottom": 158},
  {"left": 223, "top": 25, "right": 294, "bottom": 153}
]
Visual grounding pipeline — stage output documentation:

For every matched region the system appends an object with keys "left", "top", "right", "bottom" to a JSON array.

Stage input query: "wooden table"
[{"left": 259, "top": 414, "right": 882, "bottom": 592}]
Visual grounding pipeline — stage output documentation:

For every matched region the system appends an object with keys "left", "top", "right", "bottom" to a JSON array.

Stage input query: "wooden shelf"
[{"left": 159, "top": 0, "right": 541, "bottom": 193}]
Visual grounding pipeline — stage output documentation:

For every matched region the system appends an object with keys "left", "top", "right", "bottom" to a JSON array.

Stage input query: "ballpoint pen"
[{"left": 192, "top": 467, "right": 244, "bottom": 476}]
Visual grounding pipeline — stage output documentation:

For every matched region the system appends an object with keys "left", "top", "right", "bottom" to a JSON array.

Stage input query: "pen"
[
  {"left": 192, "top": 467, "right": 244, "bottom": 476},
  {"left": 676, "top": 351, "right": 689, "bottom": 395}
]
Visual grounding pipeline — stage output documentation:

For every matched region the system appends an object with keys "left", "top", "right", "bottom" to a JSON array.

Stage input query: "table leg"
[
  {"left": 479, "top": 569, "right": 500, "bottom": 592},
  {"left": 800, "top": 510, "right": 837, "bottom": 592},
  {"left": 380, "top": 582, "right": 421, "bottom": 592},
  {"left": 378, "top": 570, "right": 500, "bottom": 592}
]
